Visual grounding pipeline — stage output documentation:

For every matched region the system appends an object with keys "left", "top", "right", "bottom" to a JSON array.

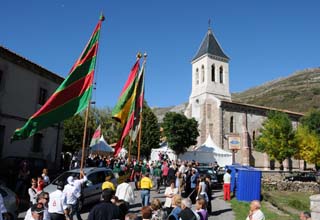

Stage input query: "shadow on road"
[{"left": 211, "top": 208, "right": 233, "bottom": 216}]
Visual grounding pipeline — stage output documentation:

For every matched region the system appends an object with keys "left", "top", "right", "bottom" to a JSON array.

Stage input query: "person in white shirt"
[
  {"left": 115, "top": 178, "right": 135, "bottom": 209},
  {"left": 178, "top": 162, "right": 186, "bottom": 174},
  {"left": 48, "top": 181, "right": 69, "bottom": 220},
  {"left": 246, "top": 200, "right": 265, "bottom": 220},
  {"left": 223, "top": 169, "right": 231, "bottom": 201},
  {"left": 164, "top": 180, "right": 179, "bottom": 214},
  {"left": 0, "top": 193, "right": 9, "bottom": 220},
  {"left": 28, "top": 178, "right": 38, "bottom": 206},
  {"left": 63, "top": 170, "right": 87, "bottom": 220}
]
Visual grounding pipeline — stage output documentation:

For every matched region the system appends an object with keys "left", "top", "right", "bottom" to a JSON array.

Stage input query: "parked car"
[
  {"left": 284, "top": 172, "right": 317, "bottom": 182},
  {"left": 44, "top": 167, "right": 116, "bottom": 209},
  {"left": 196, "top": 166, "right": 220, "bottom": 189},
  {"left": 0, "top": 185, "right": 19, "bottom": 220}
]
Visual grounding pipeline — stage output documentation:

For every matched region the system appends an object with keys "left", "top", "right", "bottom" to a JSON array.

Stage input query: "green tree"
[
  {"left": 162, "top": 112, "right": 199, "bottom": 155},
  {"left": 63, "top": 107, "right": 121, "bottom": 153},
  {"left": 93, "top": 107, "right": 122, "bottom": 144},
  {"left": 300, "top": 109, "right": 320, "bottom": 135},
  {"left": 295, "top": 109, "right": 320, "bottom": 167},
  {"left": 130, "top": 102, "right": 160, "bottom": 157},
  {"left": 63, "top": 114, "right": 84, "bottom": 152},
  {"left": 255, "top": 111, "right": 297, "bottom": 165}
]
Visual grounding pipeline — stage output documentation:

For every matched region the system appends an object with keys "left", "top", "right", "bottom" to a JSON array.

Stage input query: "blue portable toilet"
[{"left": 236, "top": 167, "right": 261, "bottom": 202}]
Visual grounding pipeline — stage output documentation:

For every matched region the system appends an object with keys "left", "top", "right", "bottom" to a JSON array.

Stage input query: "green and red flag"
[
  {"left": 12, "top": 17, "right": 104, "bottom": 140},
  {"left": 130, "top": 61, "right": 145, "bottom": 142},
  {"left": 111, "top": 56, "right": 141, "bottom": 126},
  {"left": 113, "top": 60, "right": 145, "bottom": 156},
  {"left": 90, "top": 124, "right": 101, "bottom": 147}
]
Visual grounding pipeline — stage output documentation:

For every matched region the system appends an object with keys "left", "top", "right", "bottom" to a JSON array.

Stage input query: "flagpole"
[
  {"left": 137, "top": 111, "right": 143, "bottom": 162},
  {"left": 79, "top": 15, "right": 105, "bottom": 171},
  {"left": 80, "top": 104, "right": 90, "bottom": 171},
  {"left": 128, "top": 137, "right": 132, "bottom": 164},
  {"left": 137, "top": 53, "right": 147, "bottom": 162}
]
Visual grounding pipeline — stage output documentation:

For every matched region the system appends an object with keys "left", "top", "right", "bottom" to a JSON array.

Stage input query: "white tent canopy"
[
  {"left": 180, "top": 134, "right": 232, "bottom": 167},
  {"left": 90, "top": 135, "right": 114, "bottom": 153},
  {"left": 151, "top": 142, "right": 177, "bottom": 162}
]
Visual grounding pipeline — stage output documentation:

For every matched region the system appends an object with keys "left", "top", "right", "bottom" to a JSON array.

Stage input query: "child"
[
  {"left": 195, "top": 198, "right": 208, "bottom": 220},
  {"left": 37, "top": 176, "right": 44, "bottom": 192}
]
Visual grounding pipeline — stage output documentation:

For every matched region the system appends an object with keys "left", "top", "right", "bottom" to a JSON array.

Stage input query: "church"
[{"left": 184, "top": 26, "right": 305, "bottom": 170}]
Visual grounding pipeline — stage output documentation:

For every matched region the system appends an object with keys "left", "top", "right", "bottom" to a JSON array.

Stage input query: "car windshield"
[
  {"left": 197, "top": 168, "right": 217, "bottom": 179},
  {"left": 52, "top": 172, "right": 80, "bottom": 185}
]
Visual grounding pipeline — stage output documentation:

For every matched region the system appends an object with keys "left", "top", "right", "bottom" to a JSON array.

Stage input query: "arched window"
[
  {"left": 211, "top": 65, "right": 215, "bottom": 82},
  {"left": 201, "top": 65, "right": 205, "bottom": 83},
  {"left": 219, "top": 66, "right": 224, "bottom": 84},
  {"left": 230, "top": 116, "right": 234, "bottom": 133},
  {"left": 195, "top": 68, "right": 199, "bottom": 85}
]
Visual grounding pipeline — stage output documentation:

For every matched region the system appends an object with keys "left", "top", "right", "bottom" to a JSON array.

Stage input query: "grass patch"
[
  {"left": 263, "top": 191, "right": 311, "bottom": 214},
  {"left": 230, "top": 199, "right": 293, "bottom": 220}
]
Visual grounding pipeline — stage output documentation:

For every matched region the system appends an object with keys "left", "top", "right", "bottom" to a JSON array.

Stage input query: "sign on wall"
[{"left": 228, "top": 135, "right": 241, "bottom": 150}]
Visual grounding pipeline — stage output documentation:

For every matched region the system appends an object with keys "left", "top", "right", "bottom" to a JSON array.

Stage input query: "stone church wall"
[{"left": 221, "top": 107, "right": 305, "bottom": 170}]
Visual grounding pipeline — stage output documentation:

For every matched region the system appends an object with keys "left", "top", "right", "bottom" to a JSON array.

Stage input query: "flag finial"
[
  {"left": 100, "top": 13, "right": 105, "bottom": 21},
  {"left": 143, "top": 52, "right": 148, "bottom": 60},
  {"left": 136, "top": 52, "right": 142, "bottom": 59}
]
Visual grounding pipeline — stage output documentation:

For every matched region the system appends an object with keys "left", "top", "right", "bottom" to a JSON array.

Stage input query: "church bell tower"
[{"left": 185, "top": 25, "right": 230, "bottom": 146}]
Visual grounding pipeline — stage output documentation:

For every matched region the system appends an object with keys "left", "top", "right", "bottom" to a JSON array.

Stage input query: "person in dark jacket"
[{"left": 88, "top": 189, "right": 122, "bottom": 220}]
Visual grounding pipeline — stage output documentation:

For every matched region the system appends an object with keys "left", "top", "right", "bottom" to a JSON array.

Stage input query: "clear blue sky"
[{"left": 1, "top": 1, "right": 320, "bottom": 108}]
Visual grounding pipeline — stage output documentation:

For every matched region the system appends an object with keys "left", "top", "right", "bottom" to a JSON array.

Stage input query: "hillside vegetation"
[{"left": 232, "top": 68, "right": 320, "bottom": 113}]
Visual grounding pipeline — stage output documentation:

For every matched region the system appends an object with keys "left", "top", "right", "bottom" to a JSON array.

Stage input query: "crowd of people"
[{"left": 0, "top": 153, "right": 314, "bottom": 220}]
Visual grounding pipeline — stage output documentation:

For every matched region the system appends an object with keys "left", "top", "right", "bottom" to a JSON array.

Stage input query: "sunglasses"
[{"left": 43, "top": 197, "right": 49, "bottom": 200}]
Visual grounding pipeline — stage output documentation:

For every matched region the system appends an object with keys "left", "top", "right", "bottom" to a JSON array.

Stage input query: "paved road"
[{"left": 18, "top": 183, "right": 234, "bottom": 220}]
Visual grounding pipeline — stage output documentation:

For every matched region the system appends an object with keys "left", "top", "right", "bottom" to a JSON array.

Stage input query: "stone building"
[
  {"left": 185, "top": 27, "right": 305, "bottom": 170},
  {"left": 0, "top": 46, "right": 64, "bottom": 169}
]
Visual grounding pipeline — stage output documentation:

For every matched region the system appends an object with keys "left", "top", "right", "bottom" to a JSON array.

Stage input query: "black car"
[
  {"left": 196, "top": 166, "right": 220, "bottom": 189},
  {"left": 284, "top": 172, "right": 317, "bottom": 182}
]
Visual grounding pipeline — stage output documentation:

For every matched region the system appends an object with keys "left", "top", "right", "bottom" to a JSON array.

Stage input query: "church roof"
[
  {"left": 221, "top": 100, "right": 304, "bottom": 118},
  {"left": 192, "top": 28, "right": 229, "bottom": 62}
]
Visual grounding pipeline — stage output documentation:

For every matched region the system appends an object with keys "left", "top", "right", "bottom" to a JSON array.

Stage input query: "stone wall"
[{"left": 262, "top": 171, "right": 320, "bottom": 193}]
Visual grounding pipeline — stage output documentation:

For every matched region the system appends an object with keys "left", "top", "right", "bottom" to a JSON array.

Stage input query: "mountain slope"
[
  {"left": 232, "top": 68, "right": 320, "bottom": 113},
  {"left": 151, "top": 103, "right": 188, "bottom": 122}
]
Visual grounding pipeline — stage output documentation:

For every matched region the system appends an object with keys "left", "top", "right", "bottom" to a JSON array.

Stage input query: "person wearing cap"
[
  {"left": 24, "top": 203, "right": 45, "bottom": 220},
  {"left": 48, "top": 181, "right": 69, "bottom": 220},
  {"left": 140, "top": 173, "right": 153, "bottom": 206},
  {"left": 63, "top": 170, "right": 86, "bottom": 220}
]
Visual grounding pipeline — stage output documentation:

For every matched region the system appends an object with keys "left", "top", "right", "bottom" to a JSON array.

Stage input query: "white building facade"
[{"left": 0, "top": 46, "right": 64, "bottom": 169}]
